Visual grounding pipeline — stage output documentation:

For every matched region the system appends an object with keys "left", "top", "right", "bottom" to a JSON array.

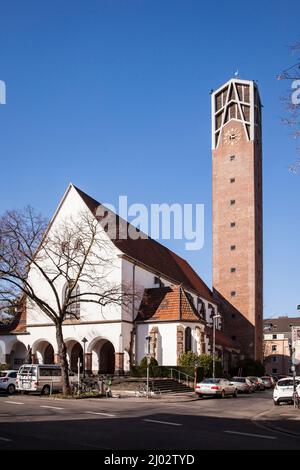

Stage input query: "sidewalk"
[
  {"left": 254, "top": 404, "right": 300, "bottom": 437},
  {"left": 111, "top": 390, "right": 198, "bottom": 402}
]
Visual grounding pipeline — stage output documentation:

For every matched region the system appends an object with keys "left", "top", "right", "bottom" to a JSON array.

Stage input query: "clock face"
[{"left": 224, "top": 127, "right": 241, "bottom": 146}]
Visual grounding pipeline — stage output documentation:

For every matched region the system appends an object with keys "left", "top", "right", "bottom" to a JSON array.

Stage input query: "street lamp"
[
  {"left": 145, "top": 336, "right": 151, "bottom": 397},
  {"left": 212, "top": 314, "right": 221, "bottom": 379},
  {"left": 82, "top": 337, "right": 88, "bottom": 379}
]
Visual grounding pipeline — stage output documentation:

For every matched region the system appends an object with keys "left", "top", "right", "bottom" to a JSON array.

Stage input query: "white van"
[{"left": 16, "top": 364, "right": 76, "bottom": 395}]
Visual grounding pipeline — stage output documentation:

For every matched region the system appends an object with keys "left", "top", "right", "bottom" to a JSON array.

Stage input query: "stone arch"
[
  {"left": 65, "top": 339, "right": 83, "bottom": 372},
  {"left": 9, "top": 340, "right": 27, "bottom": 369},
  {"left": 87, "top": 337, "right": 115, "bottom": 374},
  {"left": 31, "top": 339, "right": 55, "bottom": 364}
]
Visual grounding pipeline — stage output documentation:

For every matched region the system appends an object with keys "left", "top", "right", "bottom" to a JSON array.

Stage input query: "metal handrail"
[{"left": 167, "top": 368, "right": 194, "bottom": 386}]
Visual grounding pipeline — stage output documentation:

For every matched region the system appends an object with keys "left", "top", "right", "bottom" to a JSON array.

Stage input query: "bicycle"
[
  {"left": 71, "top": 381, "right": 94, "bottom": 395},
  {"left": 135, "top": 383, "right": 149, "bottom": 397}
]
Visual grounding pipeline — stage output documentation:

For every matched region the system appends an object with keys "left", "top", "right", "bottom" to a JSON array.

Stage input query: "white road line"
[
  {"left": 143, "top": 419, "right": 182, "bottom": 427},
  {"left": 85, "top": 411, "right": 116, "bottom": 417},
  {"left": 40, "top": 405, "right": 64, "bottom": 410},
  {"left": 4, "top": 401, "right": 24, "bottom": 405},
  {"left": 224, "top": 430, "right": 277, "bottom": 440},
  {"left": 0, "top": 437, "right": 12, "bottom": 442}
]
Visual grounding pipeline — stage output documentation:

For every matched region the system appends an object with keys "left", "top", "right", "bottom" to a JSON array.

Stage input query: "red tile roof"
[
  {"left": 74, "top": 186, "right": 214, "bottom": 302},
  {"left": 136, "top": 285, "right": 205, "bottom": 322}
]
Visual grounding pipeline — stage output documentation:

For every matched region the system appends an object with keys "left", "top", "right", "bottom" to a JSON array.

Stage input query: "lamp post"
[
  {"left": 82, "top": 337, "right": 88, "bottom": 380},
  {"left": 212, "top": 314, "right": 221, "bottom": 379},
  {"left": 145, "top": 335, "right": 151, "bottom": 397}
]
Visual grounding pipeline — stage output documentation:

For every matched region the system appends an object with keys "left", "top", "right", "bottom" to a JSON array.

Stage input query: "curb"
[{"left": 251, "top": 407, "right": 300, "bottom": 439}]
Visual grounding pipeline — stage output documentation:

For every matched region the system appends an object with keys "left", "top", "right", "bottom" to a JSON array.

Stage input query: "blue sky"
[{"left": 0, "top": 1, "right": 299, "bottom": 318}]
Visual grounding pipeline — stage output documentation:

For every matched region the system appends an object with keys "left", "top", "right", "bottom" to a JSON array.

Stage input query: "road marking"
[
  {"left": 40, "top": 405, "right": 64, "bottom": 410},
  {"left": 0, "top": 437, "right": 12, "bottom": 442},
  {"left": 4, "top": 401, "right": 24, "bottom": 405},
  {"left": 143, "top": 419, "right": 182, "bottom": 427},
  {"left": 85, "top": 411, "right": 116, "bottom": 417},
  {"left": 224, "top": 430, "right": 277, "bottom": 440}
]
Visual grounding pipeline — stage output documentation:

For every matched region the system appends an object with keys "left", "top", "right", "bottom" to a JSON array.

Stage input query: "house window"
[
  {"left": 272, "top": 334, "right": 277, "bottom": 339},
  {"left": 272, "top": 356, "right": 278, "bottom": 363},
  {"left": 272, "top": 345, "right": 277, "bottom": 352},
  {"left": 230, "top": 178, "right": 235, "bottom": 183},
  {"left": 272, "top": 368, "right": 277, "bottom": 374},
  {"left": 230, "top": 199, "right": 236, "bottom": 205},
  {"left": 231, "top": 245, "right": 236, "bottom": 251},
  {"left": 230, "top": 267, "right": 236, "bottom": 273},
  {"left": 230, "top": 155, "right": 236, "bottom": 161},
  {"left": 231, "top": 335, "right": 236, "bottom": 341},
  {"left": 231, "top": 313, "right": 236, "bottom": 318},
  {"left": 230, "top": 222, "right": 236, "bottom": 228},
  {"left": 231, "top": 291, "right": 236, "bottom": 297},
  {"left": 185, "top": 327, "right": 192, "bottom": 353}
]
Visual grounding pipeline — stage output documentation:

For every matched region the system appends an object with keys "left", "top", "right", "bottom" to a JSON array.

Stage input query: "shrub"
[
  {"left": 139, "top": 356, "right": 158, "bottom": 369},
  {"left": 178, "top": 351, "right": 199, "bottom": 367}
]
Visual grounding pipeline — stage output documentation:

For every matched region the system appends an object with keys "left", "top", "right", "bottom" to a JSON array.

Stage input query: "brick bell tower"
[{"left": 212, "top": 78, "right": 263, "bottom": 361}]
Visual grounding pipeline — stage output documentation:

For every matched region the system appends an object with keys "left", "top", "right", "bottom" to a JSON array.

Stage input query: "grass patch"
[{"left": 49, "top": 391, "right": 104, "bottom": 399}]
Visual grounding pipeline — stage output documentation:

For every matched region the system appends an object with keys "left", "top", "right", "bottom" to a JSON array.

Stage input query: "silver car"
[
  {"left": 195, "top": 378, "right": 238, "bottom": 398},
  {"left": 231, "top": 377, "right": 255, "bottom": 393}
]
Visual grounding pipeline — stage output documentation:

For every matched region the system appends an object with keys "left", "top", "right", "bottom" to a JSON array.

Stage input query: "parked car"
[
  {"left": 261, "top": 376, "right": 275, "bottom": 389},
  {"left": 195, "top": 378, "right": 238, "bottom": 398},
  {"left": 273, "top": 377, "right": 300, "bottom": 405},
  {"left": 231, "top": 377, "right": 255, "bottom": 393},
  {"left": 0, "top": 370, "right": 17, "bottom": 394},
  {"left": 247, "top": 376, "right": 265, "bottom": 391},
  {"left": 16, "top": 364, "right": 76, "bottom": 395}
]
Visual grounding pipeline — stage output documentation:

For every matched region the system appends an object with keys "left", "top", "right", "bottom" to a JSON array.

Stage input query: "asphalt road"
[{"left": 0, "top": 390, "right": 299, "bottom": 450}]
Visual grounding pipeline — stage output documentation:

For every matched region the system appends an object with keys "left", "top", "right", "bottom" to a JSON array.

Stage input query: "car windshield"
[
  {"left": 278, "top": 379, "right": 300, "bottom": 387},
  {"left": 233, "top": 378, "right": 245, "bottom": 383},
  {"left": 202, "top": 379, "right": 220, "bottom": 384},
  {"left": 0, "top": 372, "right": 8, "bottom": 377}
]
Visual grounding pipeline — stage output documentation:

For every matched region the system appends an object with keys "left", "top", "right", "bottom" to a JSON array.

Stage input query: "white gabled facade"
[{"left": 0, "top": 184, "right": 224, "bottom": 374}]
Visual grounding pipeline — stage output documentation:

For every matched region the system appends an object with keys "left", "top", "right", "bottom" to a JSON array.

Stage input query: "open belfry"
[{"left": 212, "top": 78, "right": 263, "bottom": 361}]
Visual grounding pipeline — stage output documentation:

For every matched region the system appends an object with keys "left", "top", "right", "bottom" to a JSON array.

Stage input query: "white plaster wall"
[
  {"left": 136, "top": 323, "right": 177, "bottom": 366},
  {"left": 26, "top": 185, "right": 123, "bottom": 326}
]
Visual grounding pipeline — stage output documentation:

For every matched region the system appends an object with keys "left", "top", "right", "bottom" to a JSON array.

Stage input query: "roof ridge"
[{"left": 73, "top": 185, "right": 214, "bottom": 302}]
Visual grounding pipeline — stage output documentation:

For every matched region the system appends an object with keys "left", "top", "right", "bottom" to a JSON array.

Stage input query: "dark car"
[
  {"left": 247, "top": 376, "right": 265, "bottom": 391},
  {"left": 261, "top": 376, "right": 275, "bottom": 389}
]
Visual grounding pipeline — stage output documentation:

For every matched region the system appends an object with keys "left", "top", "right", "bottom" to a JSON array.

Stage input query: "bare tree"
[
  {"left": 0, "top": 206, "right": 131, "bottom": 394},
  {"left": 277, "top": 42, "right": 300, "bottom": 173}
]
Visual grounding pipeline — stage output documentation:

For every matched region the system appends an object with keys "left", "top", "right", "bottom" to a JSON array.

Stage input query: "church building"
[{"left": 0, "top": 77, "right": 263, "bottom": 373}]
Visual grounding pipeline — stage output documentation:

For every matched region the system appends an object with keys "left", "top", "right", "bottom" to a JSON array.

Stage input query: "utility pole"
[
  {"left": 145, "top": 336, "right": 151, "bottom": 397},
  {"left": 212, "top": 314, "right": 221, "bottom": 378}
]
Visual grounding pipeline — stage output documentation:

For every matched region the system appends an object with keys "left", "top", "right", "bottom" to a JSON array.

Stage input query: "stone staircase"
[
  {"left": 151, "top": 378, "right": 193, "bottom": 394},
  {"left": 110, "top": 376, "right": 194, "bottom": 395}
]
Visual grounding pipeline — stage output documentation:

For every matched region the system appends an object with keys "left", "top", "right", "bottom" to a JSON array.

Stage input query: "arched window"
[
  {"left": 63, "top": 282, "right": 80, "bottom": 319},
  {"left": 185, "top": 327, "right": 192, "bottom": 353}
]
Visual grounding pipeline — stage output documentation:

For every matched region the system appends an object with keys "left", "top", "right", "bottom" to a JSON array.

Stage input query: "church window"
[{"left": 185, "top": 327, "right": 192, "bottom": 353}]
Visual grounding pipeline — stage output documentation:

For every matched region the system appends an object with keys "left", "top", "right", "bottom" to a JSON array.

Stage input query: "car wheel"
[
  {"left": 220, "top": 390, "right": 225, "bottom": 399},
  {"left": 42, "top": 385, "right": 51, "bottom": 396},
  {"left": 7, "top": 384, "right": 15, "bottom": 395},
  {"left": 197, "top": 393, "right": 202, "bottom": 399},
  {"left": 274, "top": 400, "right": 279, "bottom": 406},
  {"left": 233, "top": 389, "right": 238, "bottom": 398}
]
